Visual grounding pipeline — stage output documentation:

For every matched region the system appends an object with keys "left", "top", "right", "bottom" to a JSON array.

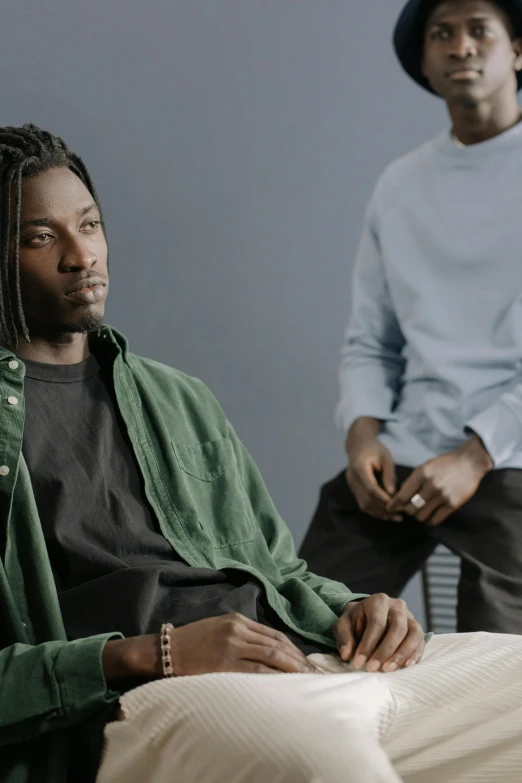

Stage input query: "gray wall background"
[{"left": 1, "top": 0, "right": 449, "bottom": 625}]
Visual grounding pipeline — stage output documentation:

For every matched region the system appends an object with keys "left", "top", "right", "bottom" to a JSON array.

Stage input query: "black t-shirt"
[
  {"left": 21, "top": 350, "right": 331, "bottom": 780},
  {"left": 21, "top": 352, "right": 328, "bottom": 653}
]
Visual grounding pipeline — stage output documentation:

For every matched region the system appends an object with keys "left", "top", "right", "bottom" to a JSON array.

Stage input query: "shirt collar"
[{"left": 0, "top": 324, "right": 129, "bottom": 369}]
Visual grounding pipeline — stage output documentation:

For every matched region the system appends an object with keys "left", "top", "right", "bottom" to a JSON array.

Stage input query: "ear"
[{"left": 514, "top": 37, "right": 522, "bottom": 72}]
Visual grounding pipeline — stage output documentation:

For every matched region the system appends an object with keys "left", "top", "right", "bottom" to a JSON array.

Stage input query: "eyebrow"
[{"left": 20, "top": 202, "right": 98, "bottom": 230}]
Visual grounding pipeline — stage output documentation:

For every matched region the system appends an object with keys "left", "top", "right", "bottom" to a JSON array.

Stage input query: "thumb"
[{"left": 381, "top": 454, "right": 397, "bottom": 496}]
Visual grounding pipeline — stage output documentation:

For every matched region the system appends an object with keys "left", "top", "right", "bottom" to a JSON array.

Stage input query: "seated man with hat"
[{"left": 301, "top": 0, "right": 522, "bottom": 636}]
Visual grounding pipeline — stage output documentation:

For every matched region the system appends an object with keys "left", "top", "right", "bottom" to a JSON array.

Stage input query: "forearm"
[
  {"left": 458, "top": 432, "right": 494, "bottom": 474},
  {"left": 346, "top": 416, "right": 383, "bottom": 449},
  {"left": 102, "top": 633, "right": 162, "bottom": 686}
]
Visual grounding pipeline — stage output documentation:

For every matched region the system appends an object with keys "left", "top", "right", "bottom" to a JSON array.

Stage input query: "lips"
[
  {"left": 65, "top": 275, "right": 107, "bottom": 295},
  {"left": 447, "top": 67, "right": 482, "bottom": 79},
  {"left": 64, "top": 275, "right": 107, "bottom": 305}
]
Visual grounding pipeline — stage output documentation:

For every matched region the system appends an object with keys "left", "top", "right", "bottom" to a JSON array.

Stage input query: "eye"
[
  {"left": 81, "top": 219, "right": 101, "bottom": 232},
  {"left": 431, "top": 29, "right": 451, "bottom": 40},
  {"left": 23, "top": 232, "right": 54, "bottom": 247}
]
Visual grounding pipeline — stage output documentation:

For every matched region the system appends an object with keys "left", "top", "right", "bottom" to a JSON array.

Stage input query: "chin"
[
  {"left": 56, "top": 310, "right": 105, "bottom": 334},
  {"left": 441, "top": 85, "right": 484, "bottom": 107},
  {"left": 66, "top": 317, "right": 105, "bottom": 334}
]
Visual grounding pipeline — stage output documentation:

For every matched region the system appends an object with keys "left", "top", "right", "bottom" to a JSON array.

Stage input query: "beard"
[
  {"left": 21, "top": 309, "right": 105, "bottom": 341},
  {"left": 57, "top": 311, "right": 105, "bottom": 334}
]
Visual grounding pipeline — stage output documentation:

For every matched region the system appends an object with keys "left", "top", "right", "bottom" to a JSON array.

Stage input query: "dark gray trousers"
[{"left": 299, "top": 467, "right": 522, "bottom": 633}]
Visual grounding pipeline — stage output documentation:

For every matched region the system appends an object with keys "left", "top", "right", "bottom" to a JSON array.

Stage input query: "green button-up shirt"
[{"left": 0, "top": 326, "right": 365, "bottom": 783}]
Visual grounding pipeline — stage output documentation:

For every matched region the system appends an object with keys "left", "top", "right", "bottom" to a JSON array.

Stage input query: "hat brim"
[{"left": 393, "top": 0, "right": 522, "bottom": 94}]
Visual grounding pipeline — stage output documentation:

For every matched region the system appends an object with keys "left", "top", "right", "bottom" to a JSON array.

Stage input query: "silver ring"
[{"left": 410, "top": 493, "right": 426, "bottom": 510}]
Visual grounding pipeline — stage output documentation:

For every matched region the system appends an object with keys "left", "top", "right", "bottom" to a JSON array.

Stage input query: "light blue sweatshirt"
[{"left": 337, "top": 122, "right": 522, "bottom": 469}]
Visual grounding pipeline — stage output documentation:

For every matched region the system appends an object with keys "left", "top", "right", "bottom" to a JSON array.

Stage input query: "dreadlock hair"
[{"left": 0, "top": 123, "right": 105, "bottom": 347}]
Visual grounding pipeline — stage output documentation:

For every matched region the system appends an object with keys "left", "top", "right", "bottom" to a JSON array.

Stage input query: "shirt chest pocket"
[{"left": 174, "top": 437, "right": 258, "bottom": 548}]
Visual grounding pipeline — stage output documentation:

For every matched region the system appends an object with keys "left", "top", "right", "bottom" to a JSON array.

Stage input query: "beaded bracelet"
[{"left": 160, "top": 622, "right": 175, "bottom": 677}]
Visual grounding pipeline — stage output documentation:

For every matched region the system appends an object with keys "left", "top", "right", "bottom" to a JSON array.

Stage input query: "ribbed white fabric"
[{"left": 97, "top": 632, "right": 522, "bottom": 783}]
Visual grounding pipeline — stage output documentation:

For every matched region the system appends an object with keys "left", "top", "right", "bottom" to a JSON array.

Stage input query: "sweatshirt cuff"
[
  {"left": 465, "top": 399, "right": 522, "bottom": 467},
  {"left": 335, "top": 398, "right": 397, "bottom": 434},
  {"left": 55, "top": 633, "right": 123, "bottom": 717}
]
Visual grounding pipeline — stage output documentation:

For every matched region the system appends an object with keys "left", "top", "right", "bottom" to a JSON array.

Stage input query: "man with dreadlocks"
[{"left": 1, "top": 122, "right": 522, "bottom": 783}]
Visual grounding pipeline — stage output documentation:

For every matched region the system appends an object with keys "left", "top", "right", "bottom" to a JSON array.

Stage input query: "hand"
[
  {"left": 386, "top": 435, "right": 493, "bottom": 526},
  {"left": 332, "top": 594, "right": 425, "bottom": 673},
  {"left": 346, "top": 417, "right": 402, "bottom": 522},
  {"left": 102, "top": 614, "right": 316, "bottom": 684},
  {"left": 169, "top": 613, "right": 316, "bottom": 675}
]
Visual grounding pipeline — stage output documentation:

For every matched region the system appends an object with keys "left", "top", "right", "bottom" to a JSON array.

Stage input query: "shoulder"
[
  {"left": 370, "top": 133, "right": 446, "bottom": 215},
  {"left": 125, "top": 352, "right": 226, "bottom": 423}
]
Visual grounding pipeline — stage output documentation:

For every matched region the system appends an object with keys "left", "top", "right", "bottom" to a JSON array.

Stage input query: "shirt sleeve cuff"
[
  {"left": 465, "top": 399, "right": 522, "bottom": 467},
  {"left": 335, "top": 399, "right": 397, "bottom": 434},
  {"left": 327, "top": 593, "right": 369, "bottom": 616},
  {"left": 54, "top": 633, "right": 123, "bottom": 717}
]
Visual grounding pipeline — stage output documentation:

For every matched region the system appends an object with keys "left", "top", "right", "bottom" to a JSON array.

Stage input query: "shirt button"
[
  {"left": 0, "top": 466, "right": 10, "bottom": 476},
  {"left": 7, "top": 396, "right": 18, "bottom": 405},
  {"left": 8, "top": 360, "right": 18, "bottom": 370}
]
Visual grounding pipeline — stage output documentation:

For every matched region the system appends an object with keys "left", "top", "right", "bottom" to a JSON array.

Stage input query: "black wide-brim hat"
[{"left": 393, "top": 0, "right": 522, "bottom": 93}]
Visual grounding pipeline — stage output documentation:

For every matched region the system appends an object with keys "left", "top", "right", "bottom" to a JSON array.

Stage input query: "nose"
[
  {"left": 448, "top": 31, "right": 477, "bottom": 60},
  {"left": 59, "top": 234, "right": 97, "bottom": 272}
]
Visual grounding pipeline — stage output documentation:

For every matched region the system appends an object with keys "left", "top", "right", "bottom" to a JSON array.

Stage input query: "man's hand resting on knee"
[
  {"left": 102, "top": 613, "right": 316, "bottom": 683},
  {"left": 332, "top": 593, "right": 425, "bottom": 674}
]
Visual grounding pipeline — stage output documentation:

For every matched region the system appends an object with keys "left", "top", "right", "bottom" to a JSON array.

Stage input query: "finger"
[
  {"left": 379, "top": 620, "right": 425, "bottom": 672},
  {"left": 241, "top": 617, "right": 306, "bottom": 655},
  {"left": 353, "top": 459, "right": 392, "bottom": 502},
  {"left": 401, "top": 487, "right": 439, "bottom": 518},
  {"left": 359, "top": 495, "right": 403, "bottom": 522},
  {"left": 415, "top": 496, "right": 444, "bottom": 524},
  {"left": 352, "top": 603, "right": 389, "bottom": 669},
  {"left": 246, "top": 629, "right": 312, "bottom": 669},
  {"left": 398, "top": 483, "right": 439, "bottom": 518},
  {"left": 351, "top": 476, "right": 402, "bottom": 523},
  {"left": 365, "top": 609, "right": 409, "bottom": 672},
  {"left": 238, "top": 661, "right": 283, "bottom": 674},
  {"left": 387, "top": 471, "right": 423, "bottom": 512},
  {"left": 362, "top": 499, "right": 403, "bottom": 523},
  {"left": 332, "top": 612, "right": 357, "bottom": 661},
  {"left": 240, "top": 618, "right": 312, "bottom": 665},
  {"left": 405, "top": 640, "right": 426, "bottom": 668},
  {"left": 381, "top": 456, "right": 397, "bottom": 497},
  {"left": 428, "top": 504, "right": 454, "bottom": 527},
  {"left": 243, "top": 644, "right": 316, "bottom": 673}
]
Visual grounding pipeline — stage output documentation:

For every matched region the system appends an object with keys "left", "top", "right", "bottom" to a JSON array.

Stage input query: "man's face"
[
  {"left": 14, "top": 166, "right": 109, "bottom": 338},
  {"left": 421, "top": 0, "right": 522, "bottom": 104}
]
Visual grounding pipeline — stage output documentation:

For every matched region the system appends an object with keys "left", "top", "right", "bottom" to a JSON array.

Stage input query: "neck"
[
  {"left": 10, "top": 332, "right": 91, "bottom": 365},
  {"left": 448, "top": 89, "right": 521, "bottom": 145}
]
